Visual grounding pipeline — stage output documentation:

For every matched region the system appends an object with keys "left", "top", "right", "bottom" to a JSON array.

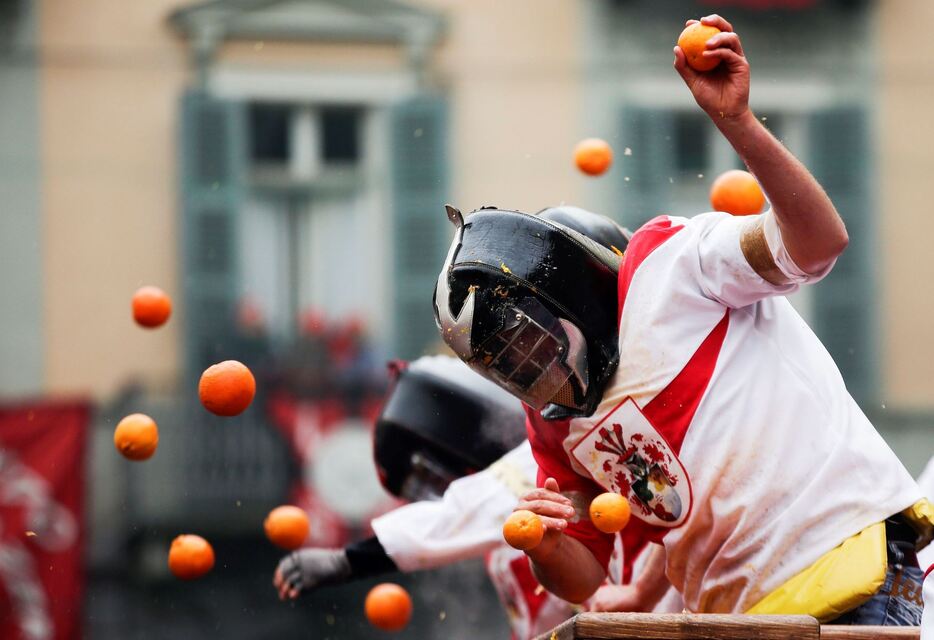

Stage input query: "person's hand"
[
  {"left": 273, "top": 548, "right": 352, "bottom": 601},
  {"left": 589, "top": 584, "right": 649, "bottom": 612},
  {"left": 674, "top": 15, "right": 750, "bottom": 121},
  {"left": 515, "top": 477, "right": 575, "bottom": 558}
]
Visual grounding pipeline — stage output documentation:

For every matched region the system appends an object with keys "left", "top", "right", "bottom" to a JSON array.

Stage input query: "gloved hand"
[{"left": 273, "top": 548, "right": 352, "bottom": 600}]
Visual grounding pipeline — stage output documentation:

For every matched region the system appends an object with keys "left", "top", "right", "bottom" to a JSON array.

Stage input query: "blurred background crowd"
[{"left": 1, "top": 0, "right": 933, "bottom": 637}]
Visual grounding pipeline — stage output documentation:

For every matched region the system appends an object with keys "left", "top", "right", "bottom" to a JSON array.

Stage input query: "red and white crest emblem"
[{"left": 571, "top": 398, "right": 692, "bottom": 528}]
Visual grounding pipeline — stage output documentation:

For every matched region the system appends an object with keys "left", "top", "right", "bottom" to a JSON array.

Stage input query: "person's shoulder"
[
  {"left": 630, "top": 214, "right": 680, "bottom": 237},
  {"left": 629, "top": 211, "right": 736, "bottom": 245},
  {"left": 624, "top": 214, "right": 694, "bottom": 267}
]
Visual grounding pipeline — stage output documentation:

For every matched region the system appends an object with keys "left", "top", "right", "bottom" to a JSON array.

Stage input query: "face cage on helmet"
[
  {"left": 398, "top": 451, "right": 459, "bottom": 503},
  {"left": 470, "top": 297, "right": 587, "bottom": 411}
]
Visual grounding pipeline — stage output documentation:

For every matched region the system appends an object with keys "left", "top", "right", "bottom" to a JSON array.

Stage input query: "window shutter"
[
  {"left": 390, "top": 94, "right": 449, "bottom": 358},
  {"left": 175, "top": 92, "right": 289, "bottom": 520},
  {"left": 807, "top": 106, "right": 874, "bottom": 403},
  {"left": 179, "top": 90, "right": 246, "bottom": 381},
  {"left": 618, "top": 106, "right": 676, "bottom": 228}
]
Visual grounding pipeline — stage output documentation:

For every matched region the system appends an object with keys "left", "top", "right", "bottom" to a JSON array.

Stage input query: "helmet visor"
[{"left": 472, "top": 298, "right": 583, "bottom": 411}]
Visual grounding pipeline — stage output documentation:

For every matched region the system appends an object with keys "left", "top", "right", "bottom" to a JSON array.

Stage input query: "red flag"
[{"left": 0, "top": 400, "right": 90, "bottom": 640}]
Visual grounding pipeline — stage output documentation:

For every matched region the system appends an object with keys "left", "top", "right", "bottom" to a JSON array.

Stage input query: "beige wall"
[
  {"left": 35, "top": 0, "right": 931, "bottom": 409},
  {"left": 35, "top": 0, "right": 584, "bottom": 399},
  {"left": 220, "top": 40, "right": 405, "bottom": 70},
  {"left": 878, "top": 2, "right": 934, "bottom": 408},
  {"left": 40, "top": 0, "right": 189, "bottom": 398},
  {"left": 418, "top": 0, "right": 582, "bottom": 213}
]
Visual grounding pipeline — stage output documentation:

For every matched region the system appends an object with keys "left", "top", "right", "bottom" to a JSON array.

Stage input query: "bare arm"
[
  {"left": 590, "top": 544, "right": 670, "bottom": 612},
  {"left": 517, "top": 477, "right": 607, "bottom": 603},
  {"left": 674, "top": 14, "right": 848, "bottom": 276}
]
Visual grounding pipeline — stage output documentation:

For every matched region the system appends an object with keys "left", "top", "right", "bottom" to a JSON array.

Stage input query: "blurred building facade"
[
  {"left": 1, "top": 0, "right": 929, "bottom": 453},
  {"left": 1, "top": 0, "right": 934, "bottom": 637}
]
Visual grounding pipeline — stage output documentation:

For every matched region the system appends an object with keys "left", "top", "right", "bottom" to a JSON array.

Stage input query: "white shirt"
[
  {"left": 372, "top": 442, "right": 538, "bottom": 571},
  {"left": 918, "top": 456, "right": 934, "bottom": 569},
  {"left": 558, "top": 212, "right": 921, "bottom": 613},
  {"left": 372, "top": 442, "right": 576, "bottom": 638}
]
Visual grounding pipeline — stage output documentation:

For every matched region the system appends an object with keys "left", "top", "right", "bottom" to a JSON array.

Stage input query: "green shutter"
[
  {"left": 807, "top": 106, "right": 874, "bottom": 403},
  {"left": 618, "top": 106, "right": 676, "bottom": 228},
  {"left": 179, "top": 90, "right": 246, "bottom": 381},
  {"left": 390, "top": 94, "right": 449, "bottom": 358}
]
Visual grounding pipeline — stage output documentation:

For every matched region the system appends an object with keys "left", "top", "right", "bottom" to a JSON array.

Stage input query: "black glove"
[{"left": 275, "top": 548, "right": 352, "bottom": 600}]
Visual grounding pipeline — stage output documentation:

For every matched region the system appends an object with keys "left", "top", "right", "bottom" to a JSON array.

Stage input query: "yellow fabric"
[
  {"left": 746, "top": 521, "right": 886, "bottom": 622},
  {"left": 747, "top": 499, "right": 934, "bottom": 622},
  {"left": 901, "top": 498, "right": 934, "bottom": 550}
]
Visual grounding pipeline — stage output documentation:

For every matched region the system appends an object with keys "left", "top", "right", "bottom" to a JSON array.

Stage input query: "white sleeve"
[
  {"left": 371, "top": 441, "right": 537, "bottom": 572},
  {"left": 692, "top": 211, "right": 834, "bottom": 309}
]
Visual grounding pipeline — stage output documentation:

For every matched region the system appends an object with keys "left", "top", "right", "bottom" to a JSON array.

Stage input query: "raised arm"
[{"left": 674, "top": 14, "right": 848, "bottom": 277}]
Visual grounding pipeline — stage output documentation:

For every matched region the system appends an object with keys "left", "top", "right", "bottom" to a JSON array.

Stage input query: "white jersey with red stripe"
[{"left": 527, "top": 211, "right": 921, "bottom": 613}]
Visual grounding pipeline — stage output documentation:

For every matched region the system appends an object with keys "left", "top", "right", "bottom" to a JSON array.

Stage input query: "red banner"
[{"left": 0, "top": 400, "right": 90, "bottom": 640}]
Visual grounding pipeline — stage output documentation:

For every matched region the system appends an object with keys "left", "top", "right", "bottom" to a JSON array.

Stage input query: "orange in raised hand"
[
  {"left": 168, "top": 534, "right": 215, "bottom": 580},
  {"left": 503, "top": 509, "right": 545, "bottom": 551},
  {"left": 589, "top": 492, "right": 631, "bottom": 534},
  {"left": 677, "top": 22, "right": 722, "bottom": 72},
  {"left": 113, "top": 413, "right": 159, "bottom": 461},
  {"left": 710, "top": 169, "right": 765, "bottom": 216},
  {"left": 574, "top": 138, "right": 613, "bottom": 176},
  {"left": 199, "top": 360, "right": 256, "bottom": 416},
  {"left": 264, "top": 505, "right": 310, "bottom": 550},
  {"left": 365, "top": 583, "right": 413, "bottom": 632},
  {"left": 132, "top": 286, "right": 172, "bottom": 328}
]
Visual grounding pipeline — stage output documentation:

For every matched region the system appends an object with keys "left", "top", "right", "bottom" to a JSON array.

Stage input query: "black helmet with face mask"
[
  {"left": 433, "top": 205, "right": 627, "bottom": 419},
  {"left": 373, "top": 355, "right": 527, "bottom": 502}
]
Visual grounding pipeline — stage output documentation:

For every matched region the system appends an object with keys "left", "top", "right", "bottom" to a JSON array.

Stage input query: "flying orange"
[
  {"left": 574, "top": 138, "right": 613, "bottom": 176},
  {"left": 132, "top": 286, "right": 172, "bottom": 328},
  {"left": 710, "top": 169, "right": 766, "bottom": 216},
  {"left": 198, "top": 360, "right": 256, "bottom": 416},
  {"left": 589, "top": 492, "right": 631, "bottom": 534},
  {"left": 264, "top": 506, "right": 310, "bottom": 550},
  {"left": 168, "top": 534, "right": 215, "bottom": 580},
  {"left": 113, "top": 413, "right": 159, "bottom": 461},
  {"left": 365, "top": 583, "right": 413, "bottom": 632}
]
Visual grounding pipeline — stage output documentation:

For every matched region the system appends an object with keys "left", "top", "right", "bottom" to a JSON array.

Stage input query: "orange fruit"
[
  {"left": 264, "top": 505, "right": 310, "bottom": 550},
  {"left": 132, "top": 286, "right": 172, "bottom": 328},
  {"left": 168, "top": 534, "right": 215, "bottom": 580},
  {"left": 677, "top": 22, "right": 722, "bottom": 72},
  {"left": 365, "top": 583, "right": 413, "bottom": 632},
  {"left": 502, "top": 509, "right": 545, "bottom": 551},
  {"left": 113, "top": 413, "right": 159, "bottom": 461},
  {"left": 574, "top": 138, "right": 613, "bottom": 176},
  {"left": 589, "top": 492, "right": 631, "bottom": 534},
  {"left": 710, "top": 169, "right": 766, "bottom": 216},
  {"left": 198, "top": 360, "right": 256, "bottom": 416}
]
